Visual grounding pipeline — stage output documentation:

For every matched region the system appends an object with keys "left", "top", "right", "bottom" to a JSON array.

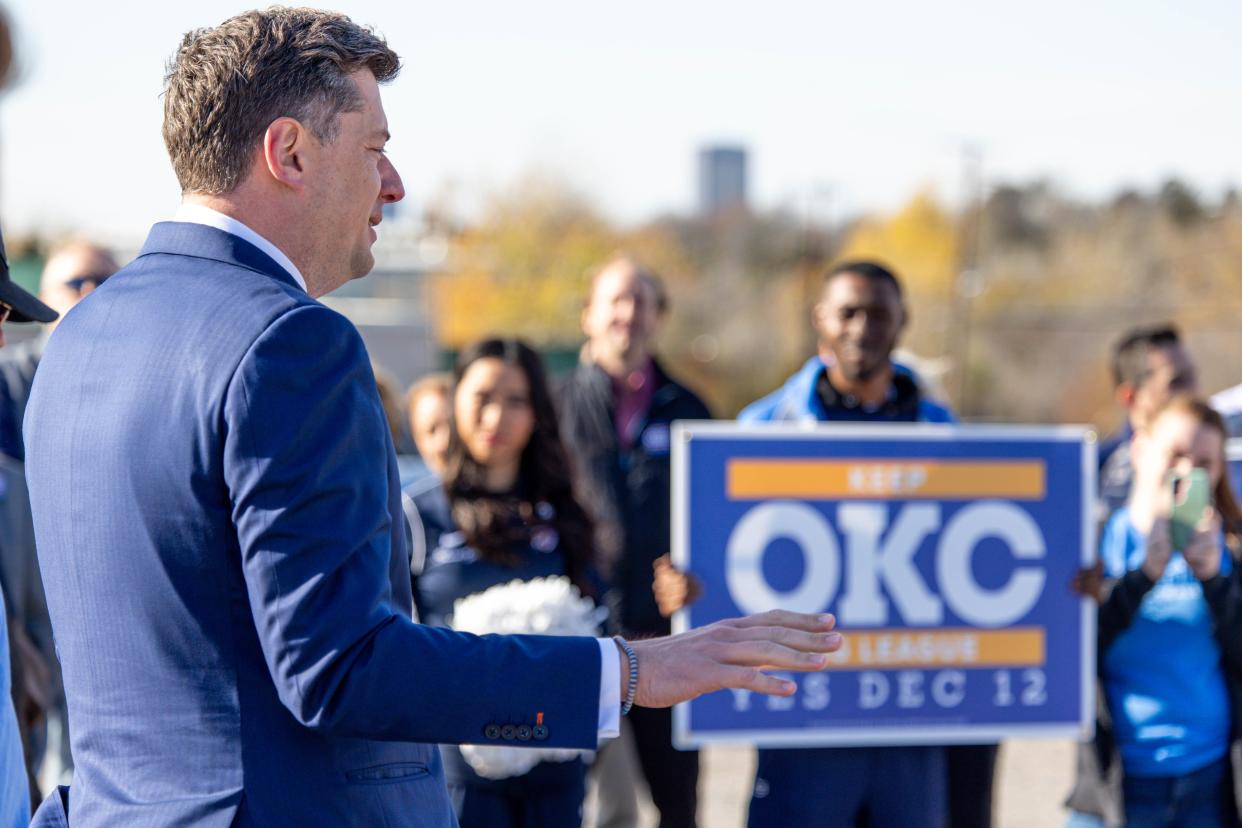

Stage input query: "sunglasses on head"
[{"left": 64, "top": 274, "right": 110, "bottom": 293}]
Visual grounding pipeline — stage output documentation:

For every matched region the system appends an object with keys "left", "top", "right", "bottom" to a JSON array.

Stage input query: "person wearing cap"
[
  {"left": 0, "top": 239, "right": 118, "bottom": 461},
  {"left": 1, "top": 6, "right": 60, "bottom": 821},
  {"left": 0, "top": 240, "right": 59, "bottom": 334},
  {"left": 0, "top": 227, "right": 59, "bottom": 826}
]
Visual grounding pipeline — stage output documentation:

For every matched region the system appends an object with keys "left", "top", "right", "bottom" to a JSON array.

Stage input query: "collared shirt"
[
  {"left": 612, "top": 359, "right": 657, "bottom": 451},
  {"left": 814, "top": 365, "right": 922, "bottom": 422},
  {"left": 738, "top": 355, "right": 956, "bottom": 425},
  {"left": 173, "top": 203, "right": 308, "bottom": 293}
]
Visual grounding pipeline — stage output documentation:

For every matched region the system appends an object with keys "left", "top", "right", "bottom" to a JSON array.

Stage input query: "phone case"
[{"left": 1169, "top": 467, "right": 1211, "bottom": 551}]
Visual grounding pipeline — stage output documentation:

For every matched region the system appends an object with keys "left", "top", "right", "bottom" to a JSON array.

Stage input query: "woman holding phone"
[{"left": 1093, "top": 395, "right": 1242, "bottom": 827}]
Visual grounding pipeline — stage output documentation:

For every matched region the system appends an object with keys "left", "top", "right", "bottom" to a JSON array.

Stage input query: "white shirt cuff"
[{"left": 596, "top": 637, "right": 621, "bottom": 743}]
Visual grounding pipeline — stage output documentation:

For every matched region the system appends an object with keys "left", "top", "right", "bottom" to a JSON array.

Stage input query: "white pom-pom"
[{"left": 449, "top": 577, "right": 607, "bottom": 779}]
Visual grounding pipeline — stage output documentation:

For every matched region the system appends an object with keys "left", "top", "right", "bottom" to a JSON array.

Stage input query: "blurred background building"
[{"left": 698, "top": 145, "right": 748, "bottom": 217}]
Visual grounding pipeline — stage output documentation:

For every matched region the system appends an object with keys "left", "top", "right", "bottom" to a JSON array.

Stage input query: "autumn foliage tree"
[
  {"left": 429, "top": 173, "right": 1242, "bottom": 428},
  {"left": 430, "top": 176, "right": 618, "bottom": 349}
]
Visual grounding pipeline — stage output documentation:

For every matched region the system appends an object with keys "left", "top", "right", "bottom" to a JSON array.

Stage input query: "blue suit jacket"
[{"left": 23, "top": 222, "right": 600, "bottom": 827}]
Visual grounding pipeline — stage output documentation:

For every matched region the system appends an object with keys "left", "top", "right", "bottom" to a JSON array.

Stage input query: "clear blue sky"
[{"left": 2, "top": 0, "right": 1240, "bottom": 245}]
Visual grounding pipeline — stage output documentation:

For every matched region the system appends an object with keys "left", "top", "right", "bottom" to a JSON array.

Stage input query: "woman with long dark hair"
[{"left": 410, "top": 337, "right": 597, "bottom": 828}]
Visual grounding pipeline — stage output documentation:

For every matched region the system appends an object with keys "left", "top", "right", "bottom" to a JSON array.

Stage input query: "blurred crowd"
[{"left": 7, "top": 238, "right": 1241, "bottom": 827}]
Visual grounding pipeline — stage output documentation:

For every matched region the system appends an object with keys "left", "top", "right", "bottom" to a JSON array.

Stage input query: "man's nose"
[{"left": 380, "top": 155, "right": 405, "bottom": 204}]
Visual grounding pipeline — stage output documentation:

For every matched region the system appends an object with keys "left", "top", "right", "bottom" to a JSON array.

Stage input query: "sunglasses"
[{"left": 65, "top": 274, "right": 110, "bottom": 293}]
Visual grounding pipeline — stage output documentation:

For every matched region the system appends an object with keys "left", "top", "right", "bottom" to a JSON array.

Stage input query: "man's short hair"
[
  {"left": 1112, "top": 324, "right": 1181, "bottom": 389},
  {"left": 162, "top": 7, "right": 400, "bottom": 195},
  {"left": 824, "top": 260, "right": 904, "bottom": 300}
]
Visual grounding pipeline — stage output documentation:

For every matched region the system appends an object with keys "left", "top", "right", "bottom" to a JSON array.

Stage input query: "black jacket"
[
  {"left": 557, "top": 358, "right": 710, "bottom": 637},
  {"left": 1066, "top": 565, "right": 1242, "bottom": 825}
]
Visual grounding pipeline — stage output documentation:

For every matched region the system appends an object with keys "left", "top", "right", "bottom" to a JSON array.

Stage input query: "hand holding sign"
[{"left": 653, "top": 554, "right": 702, "bottom": 618}]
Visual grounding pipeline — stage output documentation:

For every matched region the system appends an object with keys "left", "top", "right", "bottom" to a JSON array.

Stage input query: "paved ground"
[{"left": 622, "top": 739, "right": 1075, "bottom": 827}]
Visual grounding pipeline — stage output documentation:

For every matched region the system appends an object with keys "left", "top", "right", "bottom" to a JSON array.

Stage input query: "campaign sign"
[
  {"left": 671, "top": 423, "right": 1095, "bottom": 748},
  {"left": 1227, "top": 440, "right": 1242, "bottom": 503}
]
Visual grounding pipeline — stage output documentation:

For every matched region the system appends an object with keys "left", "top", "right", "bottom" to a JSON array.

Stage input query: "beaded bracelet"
[{"left": 614, "top": 636, "right": 639, "bottom": 716}]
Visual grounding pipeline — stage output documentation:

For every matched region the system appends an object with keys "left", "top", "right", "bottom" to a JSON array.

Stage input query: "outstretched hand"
[{"left": 627, "top": 610, "right": 842, "bottom": 709}]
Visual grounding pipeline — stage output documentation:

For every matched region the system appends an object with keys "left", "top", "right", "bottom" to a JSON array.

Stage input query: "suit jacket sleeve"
[{"left": 222, "top": 304, "right": 600, "bottom": 748}]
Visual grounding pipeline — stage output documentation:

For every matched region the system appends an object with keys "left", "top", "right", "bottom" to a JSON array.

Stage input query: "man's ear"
[
  {"left": 1116, "top": 383, "right": 1137, "bottom": 410},
  {"left": 262, "top": 117, "right": 311, "bottom": 190},
  {"left": 811, "top": 301, "right": 827, "bottom": 335},
  {"left": 580, "top": 301, "right": 593, "bottom": 338}
]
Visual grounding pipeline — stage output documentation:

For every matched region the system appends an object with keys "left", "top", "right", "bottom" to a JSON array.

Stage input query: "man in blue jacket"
[
  {"left": 741, "top": 261, "right": 985, "bottom": 828},
  {"left": 22, "top": 9, "right": 842, "bottom": 827}
]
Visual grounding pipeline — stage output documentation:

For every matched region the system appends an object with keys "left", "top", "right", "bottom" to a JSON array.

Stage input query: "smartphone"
[{"left": 1169, "top": 467, "right": 1211, "bottom": 551}]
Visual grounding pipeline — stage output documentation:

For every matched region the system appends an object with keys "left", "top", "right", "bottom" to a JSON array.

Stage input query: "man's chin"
[
  {"left": 840, "top": 361, "right": 884, "bottom": 383},
  {"left": 350, "top": 249, "right": 376, "bottom": 281}
]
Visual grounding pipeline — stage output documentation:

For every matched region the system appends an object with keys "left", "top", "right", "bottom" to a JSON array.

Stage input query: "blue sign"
[
  {"left": 672, "top": 423, "right": 1096, "bottom": 748},
  {"left": 1227, "top": 440, "right": 1242, "bottom": 504}
]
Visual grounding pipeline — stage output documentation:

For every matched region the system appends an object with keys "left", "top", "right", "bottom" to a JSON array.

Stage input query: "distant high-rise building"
[{"left": 698, "top": 145, "right": 748, "bottom": 216}]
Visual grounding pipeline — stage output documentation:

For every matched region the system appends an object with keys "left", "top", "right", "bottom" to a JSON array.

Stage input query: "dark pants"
[
  {"left": 448, "top": 760, "right": 586, "bottom": 828},
  {"left": 628, "top": 704, "right": 700, "bottom": 828},
  {"left": 748, "top": 746, "right": 946, "bottom": 828},
  {"left": 946, "top": 744, "right": 999, "bottom": 828},
  {"left": 1122, "top": 757, "right": 1228, "bottom": 828}
]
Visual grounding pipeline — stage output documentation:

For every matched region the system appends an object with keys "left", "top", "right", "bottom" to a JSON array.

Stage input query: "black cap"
[{"left": 0, "top": 226, "right": 58, "bottom": 323}]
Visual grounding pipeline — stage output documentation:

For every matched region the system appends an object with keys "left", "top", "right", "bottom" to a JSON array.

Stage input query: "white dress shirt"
[
  {"left": 174, "top": 203, "right": 308, "bottom": 293},
  {"left": 172, "top": 202, "right": 623, "bottom": 742}
]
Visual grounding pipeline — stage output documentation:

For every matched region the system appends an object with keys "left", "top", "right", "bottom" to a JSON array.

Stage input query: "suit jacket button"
[
  {"left": 500, "top": 725, "right": 516, "bottom": 740},
  {"left": 516, "top": 725, "right": 532, "bottom": 741},
  {"left": 484, "top": 724, "right": 501, "bottom": 739},
  {"left": 532, "top": 725, "right": 548, "bottom": 741}
]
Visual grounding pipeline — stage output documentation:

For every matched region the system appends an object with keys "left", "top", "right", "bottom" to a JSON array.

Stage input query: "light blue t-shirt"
[
  {"left": 1101, "top": 507, "right": 1232, "bottom": 778},
  {"left": 0, "top": 591, "right": 31, "bottom": 826}
]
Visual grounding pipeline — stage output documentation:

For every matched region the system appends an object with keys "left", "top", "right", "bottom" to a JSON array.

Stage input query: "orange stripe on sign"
[
  {"left": 726, "top": 459, "right": 1045, "bottom": 500},
  {"left": 821, "top": 627, "right": 1046, "bottom": 669}
]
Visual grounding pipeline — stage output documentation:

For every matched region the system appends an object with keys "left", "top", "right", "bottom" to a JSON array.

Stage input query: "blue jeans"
[{"left": 1121, "top": 757, "right": 1227, "bottom": 828}]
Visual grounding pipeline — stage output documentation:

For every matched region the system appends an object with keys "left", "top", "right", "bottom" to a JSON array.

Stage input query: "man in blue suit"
[{"left": 23, "top": 9, "right": 842, "bottom": 827}]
